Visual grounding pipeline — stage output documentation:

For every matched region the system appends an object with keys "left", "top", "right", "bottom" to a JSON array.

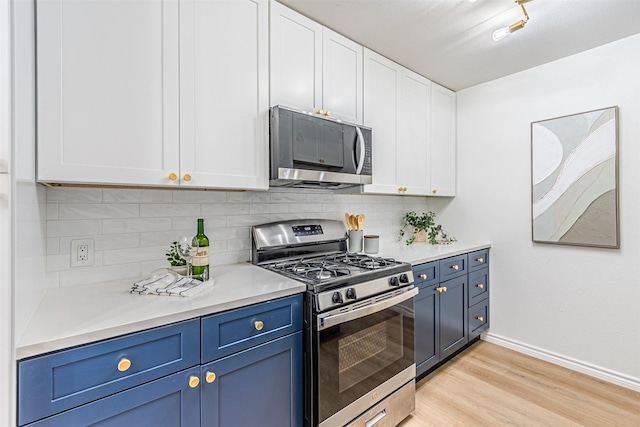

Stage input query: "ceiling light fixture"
[{"left": 492, "top": 0, "right": 533, "bottom": 42}]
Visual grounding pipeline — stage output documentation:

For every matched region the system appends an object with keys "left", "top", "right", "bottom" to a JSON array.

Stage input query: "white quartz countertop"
[
  {"left": 16, "top": 263, "right": 306, "bottom": 359},
  {"left": 17, "top": 241, "right": 491, "bottom": 360},
  {"left": 378, "top": 241, "right": 491, "bottom": 265}
]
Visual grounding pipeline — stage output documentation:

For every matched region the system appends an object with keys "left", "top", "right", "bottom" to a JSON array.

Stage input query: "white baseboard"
[{"left": 481, "top": 332, "right": 640, "bottom": 392}]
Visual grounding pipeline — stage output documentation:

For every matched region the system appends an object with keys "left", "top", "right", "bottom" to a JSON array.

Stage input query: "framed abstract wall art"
[{"left": 531, "top": 106, "right": 619, "bottom": 248}]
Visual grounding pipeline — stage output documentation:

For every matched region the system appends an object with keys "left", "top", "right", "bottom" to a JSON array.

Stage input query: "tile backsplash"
[{"left": 45, "top": 186, "right": 430, "bottom": 287}]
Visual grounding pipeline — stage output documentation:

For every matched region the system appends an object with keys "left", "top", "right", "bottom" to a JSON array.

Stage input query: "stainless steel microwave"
[{"left": 269, "top": 106, "right": 372, "bottom": 189}]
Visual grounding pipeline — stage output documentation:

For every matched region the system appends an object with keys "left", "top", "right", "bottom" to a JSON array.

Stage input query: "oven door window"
[{"left": 317, "top": 302, "right": 414, "bottom": 423}]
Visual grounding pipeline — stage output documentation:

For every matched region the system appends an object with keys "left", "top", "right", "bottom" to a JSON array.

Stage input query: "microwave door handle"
[
  {"left": 318, "top": 287, "right": 419, "bottom": 330},
  {"left": 355, "top": 126, "right": 365, "bottom": 175}
]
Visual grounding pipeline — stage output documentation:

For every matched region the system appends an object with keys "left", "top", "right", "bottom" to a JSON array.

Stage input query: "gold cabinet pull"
[
  {"left": 325, "top": 111, "right": 331, "bottom": 116},
  {"left": 254, "top": 320, "right": 264, "bottom": 331},
  {"left": 432, "top": 189, "right": 437, "bottom": 194},
  {"left": 168, "top": 172, "right": 177, "bottom": 181},
  {"left": 442, "top": 286, "right": 447, "bottom": 292},
  {"left": 476, "top": 257, "right": 484, "bottom": 263},
  {"left": 188, "top": 375, "right": 200, "bottom": 388},
  {"left": 419, "top": 274, "right": 427, "bottom": 280},
  {"left": 317, "top": 109, "right": 324, "bottom": 115},
  {"left": 183, "top": 173, "right": 192, "bottom": 182},
  {"left": 117, "top": 358, "right": 131, "bottom": 372},
  {"left": 451, "top": 265, "right": 459, "bottom": 271},
  {"left": 205, "top": 371, "right": 216, "bottom": 384},
  {"left": 476, "top": 283, "right": 484, "bottom": 289},
  {"left": 436, "top": 286, "right": 446, "bottom": 293},
  {"left": 477, "top": 316, "right": 484, "bottom": 322}
]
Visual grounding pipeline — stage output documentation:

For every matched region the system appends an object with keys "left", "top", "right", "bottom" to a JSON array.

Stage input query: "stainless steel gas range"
[{"left": 252, "top": 219, "right": 417, "bottom": 427}]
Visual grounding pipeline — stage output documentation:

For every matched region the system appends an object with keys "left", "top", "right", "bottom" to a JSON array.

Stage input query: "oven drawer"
[
  {"left": 469, "top": 249, "right": 489, "bottom": 271},
  {"left": 439, "top": 254, "right": 467, "bottom": 280},
  {"left": 468, "top": 267, "right": 489, "bottom": 306},
  {"left": 469, "top": 300, "right": 490, "bottom": 339},
  {"left": 18, "top": 319, "right": 200, "bottom": 426},
  {"left": 346, "top": 380, "right": 415, "bottom": 427},
  {"left": 413, "top": 261, "right": 439, "bottom": 288},
  {"left": 201, "top": 294, "right": 302, "bottom": 363}
]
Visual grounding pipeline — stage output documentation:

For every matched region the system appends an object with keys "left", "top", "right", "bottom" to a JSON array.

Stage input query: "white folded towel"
[{"left": 131, "top": 271, "right": 214, "bottom": 297}]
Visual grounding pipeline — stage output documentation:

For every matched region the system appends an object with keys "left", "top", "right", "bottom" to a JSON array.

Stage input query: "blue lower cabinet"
[
  {"left": 26, "top": 367, "right": 201, "bottom": 427},
  {"left": 200, "top": 331, "right": 303, "bottom": 427},
  {"left": 415, "top": 284, "right": 438, "bottom": 377}
]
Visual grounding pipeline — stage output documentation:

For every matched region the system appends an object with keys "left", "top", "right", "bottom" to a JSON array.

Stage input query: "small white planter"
[{"left": 170, "top": 265, "right": 188, "bottom": 276}]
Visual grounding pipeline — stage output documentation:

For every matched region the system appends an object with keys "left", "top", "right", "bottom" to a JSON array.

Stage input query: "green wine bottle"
[{"left": 192, "top": 218, "right": 209, "bottom": 278}]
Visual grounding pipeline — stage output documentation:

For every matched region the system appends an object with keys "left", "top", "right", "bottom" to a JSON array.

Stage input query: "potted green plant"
[
  {"left": 166, "top": 241, "right": 188, "bottom": 275},
  {"left": 398, "top": 211, "right": 456, "bottom": 245}
]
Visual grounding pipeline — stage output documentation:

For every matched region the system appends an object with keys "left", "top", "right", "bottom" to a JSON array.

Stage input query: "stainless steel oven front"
[{"left": 305, "top": 286, "right": 418, "bottom": 427}]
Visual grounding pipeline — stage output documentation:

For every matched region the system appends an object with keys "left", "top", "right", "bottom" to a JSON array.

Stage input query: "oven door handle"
[{"left": 318, "top": 287, "right": 419, "bottom": 330}]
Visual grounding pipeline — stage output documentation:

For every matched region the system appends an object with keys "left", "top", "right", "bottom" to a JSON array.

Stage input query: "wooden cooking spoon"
[
  {"left": 357, "top": 214, "right": 365, "bottom": 231},
  {"left": 345, "top": 212, "right": 351, "bottom": 230}
]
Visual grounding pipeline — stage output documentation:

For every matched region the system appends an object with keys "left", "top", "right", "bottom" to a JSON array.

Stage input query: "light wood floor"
[{"left": 399, "top": 341, "right": 640, "bottom": 426}]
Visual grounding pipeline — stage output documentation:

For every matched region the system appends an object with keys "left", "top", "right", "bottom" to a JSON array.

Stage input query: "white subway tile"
[
  {"left": 227, "top": 192, "right": 270, "bottom": 203},
  {"left": 201, "top": 203, "right": 249, "bottom": 216},
  {"left": 47, "top": 254, "right": 70, "bottom": 272},
  {"left": 307, "top": 193, "right": 336, "bottom": 203},
  {"left": 103, "top": 218, "right": 172, "bottom": 234},
  {"left": 59, "top": 203, "right": 139, "bottom": 219},
  {"left": 140, "top": 230, "right": 185, "bottom": 247},
  {"left": 226, "top": 214, "right": 270, "bottom": 227},
  {"left": 102, "top": 245, "right": 167, "bottom": 266},
  {"left": 48, "top": 220, "right": 101, "bottom": 237},
  {"left": 172, "top": 216, "right": 226, "bottom": 231},
  {"left": 173, "top": 191, "right": 227, "bottom": 203},
  {"left": 103, "top": 188, "right": 173, "bottom": 203},
  {"left": 250, "top": 203, "right": 289, "bottom": 214},
  {"left": 227, "top": 239, "right": 251, "bottom": 252},
  {"left": 140, "top": 204, "right": 201, "bottom": 218},
  {"left": 46, "top": 204, "right": 59, "bottom": 220},
  {"left": 208, "top": 227, "right": 250, "bottom": 241},
  {"left": 47, "top": 237, "right": 59, "bottom": 254},
  {"left": 288, "top": 203, "right": 322, "bottom": 213},
  {"left": 140, "top": 260, "right": 171, "bottom": 277},
  {"left": 269, "top": 192, "right": 307, "bottom": 202},
  {"left": 47, "top": 187, "right": 102, "bottom": 203}
]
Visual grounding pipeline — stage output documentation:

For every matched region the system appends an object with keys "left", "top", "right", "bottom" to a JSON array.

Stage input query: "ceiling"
[{"left": 277, "top": 0, "right": 640, "bottom": 91}]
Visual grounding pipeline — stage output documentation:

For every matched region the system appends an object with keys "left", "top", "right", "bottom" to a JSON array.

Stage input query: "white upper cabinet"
[
  {"left": 37, "top": 0, "right": 269, "bottom": 190},
  {"left": 270, "top": 1, "right": 363, "bottom": 124},
  {"left": 362, "top": 49, "right": 432, "bottom": 196},
  {"left": 37, "top": 0, "right": 180, "bottom": 186},
  {"left": 429, "top": 83, "right": 456, "bottom": 197},
  {"left": 180, "top": 0, "right": 269, "bottom": 190}
]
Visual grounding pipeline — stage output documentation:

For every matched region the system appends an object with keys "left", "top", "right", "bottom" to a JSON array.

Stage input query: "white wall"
[{"left": 442, "top": 34, "right": 640, "bottom": 389}]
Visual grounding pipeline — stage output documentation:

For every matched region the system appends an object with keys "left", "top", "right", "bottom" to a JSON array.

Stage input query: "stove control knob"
[
  {"left": 332, "top": 292, "right": 344, "bottom": 304},
  {"left": 346, "top": 288, "right": 357, "bottom": 300},
  {"left": 389, "top": 276, "right": 399, "bottom": 287},
  {"left": 399, "top": 273, "right": 409, "bottom": 284}
]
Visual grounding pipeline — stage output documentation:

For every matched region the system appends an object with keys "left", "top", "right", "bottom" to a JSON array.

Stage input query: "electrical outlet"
[{"left": 71, "top": 239, "right": 94, "bottom": 267}]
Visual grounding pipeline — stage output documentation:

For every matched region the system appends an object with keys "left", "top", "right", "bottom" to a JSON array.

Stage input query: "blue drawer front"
[
  {"left": 25, "top": 367, "right": 201, "bottom": 427},
  {"left": 439, "top": 254, "right": 467, "bottom": 281},
  {"left": 469, "top": 300, "right": 490, "bottom": 338},
  {"left": 19, "top": 319, "right": 200, "bottom": 426},
  {"left": 413, "top": 261, "right": 439, "bottom": 288},
  {"left": 201, "top": 294, "right": 302, "bottom": 363},
  {"left": 468, "top": 267, "right": 489, "bottom": 307},
  {"left": 468, "top": 249, "right": 489, "bottom": 271},
  {"left": 201, "top": 332, "right": 303, "bottom": 427}
]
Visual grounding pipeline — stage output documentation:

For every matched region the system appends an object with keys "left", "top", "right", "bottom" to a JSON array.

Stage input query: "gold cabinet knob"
[
  {"left": 432, "top": 189, "right": 437, "bottom": 194},
  {"left": 254, "top": 320, "right": 264, "bottom": 331},
  {"left": 317, "top": 109, "right": 324, "bottom": 115},
  {"left": 168, "top": 172, "right": 177, "bottom": 181},
  {"left": 117, "top": 358, "right": 131, "bottom": 372},
  {"left": 183, "top": 173, "right": 192, "bottom": 182},
  {"left": 476, "top": 283, "right": 484, "bottom": 289},
  {"left": 476, "top": 257, "right": 484, "bottom": 263},
  {"left": 419, "top": 274, "right": 427, "bottom": 280},
  {"left": 205, "top": 371, "right": 216, "bottom": 384},
  {"left": 325, "top": 111, "right": 331, "bottom": 116},
  {"left": 451, "top": 265, "right": 459, "bottom": 271},
  {"left": 477, "top": 316, "right": 484, "bottom": 322},
  {"left": 435, "top": 286, "right": 444, "bottom": 293},
  {"left": 442, "top": 286, "right": 447, "bottom": 292},
  {"left": 189, "top": 375, "right": 200, "bottom": 388}
]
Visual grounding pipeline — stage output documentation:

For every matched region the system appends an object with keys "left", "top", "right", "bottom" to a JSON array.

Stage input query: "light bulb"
[{"left": 492, "top": 26, "right": 511, "bottom": 41}]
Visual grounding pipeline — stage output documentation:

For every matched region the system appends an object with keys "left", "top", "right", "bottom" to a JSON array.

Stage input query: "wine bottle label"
[{"left": 193, "top": 247, "right": 209, "bottom": 266}]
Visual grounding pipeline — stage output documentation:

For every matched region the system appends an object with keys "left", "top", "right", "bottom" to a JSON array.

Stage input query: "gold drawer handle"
[
  {"left": 254, "top": 320, "right": 264, "bottom": 331},
  {"left": 183, "top": 173, "right": 192, "bottom": 182},
  {"left": 317, "top": 109, "right": 324, "bottom": 115},
  {"left": 168, "top": 172, "right": 177, "bottom": 181},
  {"left": 476, "top": 257, "right": 484, "bottom": 263},
  {"left": 205, "top": 371, "right": 216, "bottom": 384},
  {"left": 451, "top": 265, "right": 459, "bottom": 271},
  {"left": 476, "top": 283, "right": 484, "bottom": 289},
  {"left": 325, "top": 111, "right": 331, "bottom": 116},
  {"left": 443, "top": 286, "right": 447, "bottom": 292},
  {"left": 189, "top": 375, "right": 200, "bottom": 388},
  {"left": 117, "top": 358, "right": 131, "bottom": 372},
  {"left": 436, "top": 286, "right": 447, "bottom": 293},
  {"left": 420, "top": 274, "right": 427, "bottom": 280},
  {"left": 477, "top": 316, "right": 484, "bottom": 322},
  {"left": 432, "top": 189, "right": 437, "bottom": 194}
]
